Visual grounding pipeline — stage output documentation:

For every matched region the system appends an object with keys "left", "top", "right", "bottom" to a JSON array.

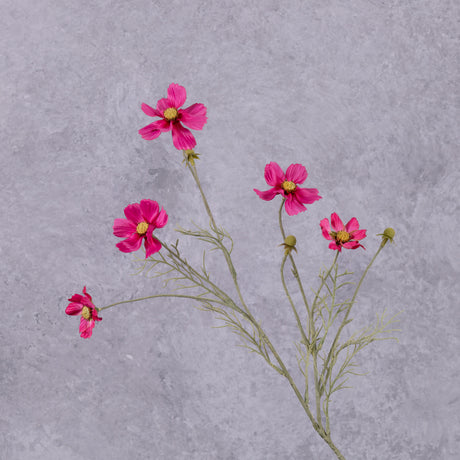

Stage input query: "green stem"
[
  {"left": 184, "top": 154, "right": 250, "bottom": 316},
  {"left": 98, "top": 294, "right": 223, "bottom": 312},
  {"left": 320, "top": 244, "right": 384, "bottom": 392},
  {"left": 280, "top": 254, "right": 310, "bottom": 347},
  {"left": 278, "top": 200, "right": 312, "bottom": 326}
]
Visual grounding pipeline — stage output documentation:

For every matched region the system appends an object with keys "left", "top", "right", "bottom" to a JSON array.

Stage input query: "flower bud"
[
  {"left": 279, "top": 235, "right": 297, "bottom": 255},
  {"left": 182, "top": 149, "right": 200, "bottom": 166},
  {"left": 377, "top": 227, "right": 395, "bottom": 247}
]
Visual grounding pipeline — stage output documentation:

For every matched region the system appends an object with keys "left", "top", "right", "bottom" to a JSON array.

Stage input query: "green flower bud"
[
  {"left": 377, "top": 227, "right": 395, "bottom": 247},
  {"left": 279, "top": 235, "right": 297, "bottom": 255}
]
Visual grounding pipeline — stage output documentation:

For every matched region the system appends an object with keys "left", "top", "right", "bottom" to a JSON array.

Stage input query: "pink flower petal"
[
  {"left": 350, "top": 229, "right": 367, "bottom": 240},
  {"left": 254, "top": 187, "right": 279, "bottom": 201},
  {"left": 179, "top": 103, "right": 208, "bottom": 130},
  {"left": 79, "top": 317, "right": 94, "bottom": 338},
  {"left": 139, "top": 119, "right": 170, "bottom": 140},
  {"left": 140, "top": 199, "right": 159, "bottom": 223},
  {"left": 66, "top": 302, "right": 83, "bottom": 316},
  {"left": 154, "top": 207, "right": 168, "bottom": 228},
  {"left": 167, "top": 83, "right": 187, "bottom": 108},
  {"left": 285, "top": 164, "right": 307, "bottom": 184},
  {"left": 284, "top": 194, "right": 306, "bottom": 216},
  {"left": 68, "top": 293, "right": 84, "bottom": 304},
  {"left": 157, "top": 97, "right": 174, "bottom": 113},
  {"left": 331, "top": 213, "right": 344, "bottom": 232},
  {"left": 329, "top": 241, "right": 341, "bottom": 251},
  {"left": 343, "top": 241, "right": 365, "bottom": 250},
  {"left": 295, "top": 187, "right": 322, "bottom": 204},
  {"left": 320, "top": 218, "right": 332, "bottom": 240},
  {"left": 171, "top": 122, "right": 196, "bottom": 150},
  {"left": 345, "top": 217, "right": 360, "bottom": 233},
  {"left": 116, "top": 233, "right": 143, "bottom": 253},
  {"left": 124, "top": 203, "right": 143, "bottom": 224},
  {"left": 264, "top": 162, "right": 285, "bottom": 186},
  {"left": 141, "top": 103, "right": 162, "bottom": 117},
  {"left": 144, "top": 234, "right": 162, "bottom": 258},
  {"left": 113, "top": 218, "right": 136, "bottom": 238}
]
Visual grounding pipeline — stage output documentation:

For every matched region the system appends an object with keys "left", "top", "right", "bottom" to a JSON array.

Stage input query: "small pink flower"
[
  {"left": 66, "top": 286, "right": 102, "bottom": 339},
  {"left": 254, "top": 162, "right": 322, "bottom": 216},
  {"left": 320, "top": 212, "right": 367, "bottom": 252},
  {"left": 139, "top": 83, "right": 207, "bottom": 150},
  {"left": 113, "top": 199, "right": 168, "bottom": 258}
]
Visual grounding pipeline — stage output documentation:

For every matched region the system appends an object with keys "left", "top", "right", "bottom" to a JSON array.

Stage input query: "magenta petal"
[
  {"left": 320, "top": 218, "right": 332, "bottom": 240},
  {"left": 79, "top": 317, "right": 94, "bottom": 338},
  {"left": 141, "top": 103, "right": 162, "bottom": 117},
  {"left": 264, "top": 162, "right": 285, "bottom": 186},
  {"left": 329, "top": 241, "right": 341, "bottom": 251},
  {"left": 295, "top": 187, "right": 322, "bottom": 204},
  {"left": 157, "top": 97, "right": 173, "bottom": 113},
  {"left": 285, "top": 164, "right": 307, "bottom": 184},
  {"left": 140, "top": 199, "right": 159, "bottom": 223},
  {"left": 167, "top": 83, "right": 187, "bottom": 108},
  {"left": 113, "top": 218, "right": 136, "bottom": 237},
  {"left": 343, "top": 241, "right": 365, "bottom": 250},
  {"left": 331, "top": 213, "right": 344, "bottom": 232},
  {"left": 68, "top": 293, "right": 84, "bottom": 304},
  {"left": 116, "top": 233, "right": 143, "bottom": 253},
  {"left": 284, "top": 194, "right": 306, "bottom": 216},
  {"left": 254, "top": 188, "right": 278, "bottom": 201},
  {"left": 350, "top": 229, "right": 367, "bottom": 240},
  {"left": 345, "top": 217, "right": 359, "bottom": 233},
  {"left": 154, "top": 207, "right": 168, "bottom": 228},
  {"left": 171, "top": 122, "right": 196, "bottom": 150},
  {"left": 144, "top": 234, "right": 162, "bottom": 258},
  {"left": 139, "top": 119, "right": 170, "bottom": 140},
  {"left": 66, "top": 302, "right": 83, "bottom": 316},
  {"left": 179, "top": 103, "right": 207, "bottom": 130},
  {"left": 124, "top": 203, "right": 142, "bottom": 224}
]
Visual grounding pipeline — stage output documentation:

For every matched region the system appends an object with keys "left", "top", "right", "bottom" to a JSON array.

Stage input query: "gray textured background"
[{"left": 1, "top": 1, "right": 459, "bottom": 459}]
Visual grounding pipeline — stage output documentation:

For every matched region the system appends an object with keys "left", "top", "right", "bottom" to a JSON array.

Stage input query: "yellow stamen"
[
  {"left": 336, "top": 231, "right": 350, "bottom": 243},
  {"left": 81, "top": 306, "right": 91, "bottom": 320},
  {"left": 136, "top": 222, "right": 149, "bottom": 235},
  {"left": 282, "top": 180, "right": 296, "bottom": 193},
  {"left": 163, "top": 107, "right": 178, "bottom": 121}
]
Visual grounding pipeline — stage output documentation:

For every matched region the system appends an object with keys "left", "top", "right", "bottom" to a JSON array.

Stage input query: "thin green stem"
[
  {"left": 280, "top": 254, "right": 310, "bottom": 347},
  {"left": 98, "top": 294, "right": 223, "bottom": 312},
  {"left": 184, "top": 155, "right": 250, "bottom": 315},
  {"left": 278, "top": 200, "right": 312, "bottom": 325},
  {"left": 320, "top": 244, "right": 384, "bottom": 393}
]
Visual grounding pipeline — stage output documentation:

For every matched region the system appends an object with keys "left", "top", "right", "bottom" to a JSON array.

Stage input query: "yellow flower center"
[
  {"left": 336, "top": 231, "right": 350, "bottom": 243},
  {"left": 282, "top": 181, "right": 296, "bottom": 193},
  {"left": 163, "top": 107, "right": 178, "bottom": 121},
  {"left": 81, "top": 306, "right": 91, "bottom": 320},
  {"left": 136, "top": 222, "right": 149, "bottom": 235}
]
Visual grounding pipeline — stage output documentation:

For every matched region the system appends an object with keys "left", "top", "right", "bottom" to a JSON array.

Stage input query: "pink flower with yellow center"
[
  {"left": 65, "top": 286, "right": 102, "bottom": 339},
  {"left": 254, "top": 162, "right": 322, "bottom": 216},
  {"left": 320, "top": 212, "right": 367, "bottom": 252},
  {"left": 139, "top": 83, "right": 207, "bottom": 150},
  {"left": 113, "top": 199, "right": 168, "bottom": 258}
]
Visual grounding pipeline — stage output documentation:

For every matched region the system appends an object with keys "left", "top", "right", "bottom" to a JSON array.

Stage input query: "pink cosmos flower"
[
  {"left": 113, "top": 199, "right": 168, "bottom": 258},
  {"left": 320, "top": 212, "right": 367, "bottom": 252},
  {"left": 66, "top": 286, "right": 102, "bottom": 339},
  {"left": 139, "top": 83, "right": 207, "bottom": 150},
  {"left": 254, "top": 162, "right": 322, "bottom": 216}
]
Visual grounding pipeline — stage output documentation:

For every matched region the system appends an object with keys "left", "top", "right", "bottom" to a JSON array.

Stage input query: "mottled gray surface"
[{"left": 1, "top": 0, "right": 459, "bottom": 459}]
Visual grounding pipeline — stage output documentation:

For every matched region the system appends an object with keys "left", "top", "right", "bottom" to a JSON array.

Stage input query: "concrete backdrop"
[{"left": 1, "top": 1, "right": 459, "bottom": 459}]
